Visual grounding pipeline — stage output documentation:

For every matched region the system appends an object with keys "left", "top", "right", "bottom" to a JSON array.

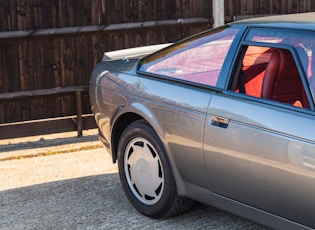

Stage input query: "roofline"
[{"left": 230, "top": 12, "right": 315, "bottom": 25}]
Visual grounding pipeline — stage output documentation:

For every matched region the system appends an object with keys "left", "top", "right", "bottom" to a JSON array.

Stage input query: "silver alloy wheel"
[{"left": 124, "top": 137, "right": 164, "bottom": 205}]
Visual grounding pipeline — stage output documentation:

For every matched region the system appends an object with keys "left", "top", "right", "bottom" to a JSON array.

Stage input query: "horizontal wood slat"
[
  {"left": 0, "top": 115, "right": 96, "bottom": 139},
  {"left": 0, "top": 18, "right": 211, "bottom": 39},
  {"left": 0, "top": 85, "right": 88, "bottom": 101},
  {"left": 0, "top": 85, "right": 89, "bottom": 136}
]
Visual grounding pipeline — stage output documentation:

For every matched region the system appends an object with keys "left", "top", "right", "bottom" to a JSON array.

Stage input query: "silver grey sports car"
[{"left": 89, "top": 13, "right": 315, "bottom": 230}]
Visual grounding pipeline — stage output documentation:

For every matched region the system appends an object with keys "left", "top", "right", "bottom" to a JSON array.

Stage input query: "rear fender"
[{"left": 111, "top": 102, "right": 186, "bottom": 196}]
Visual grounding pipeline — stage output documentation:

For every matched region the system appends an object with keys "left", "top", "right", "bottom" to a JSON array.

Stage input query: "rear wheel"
[{"left": 117, "top": 120, "right": 194, "bottom": 218}]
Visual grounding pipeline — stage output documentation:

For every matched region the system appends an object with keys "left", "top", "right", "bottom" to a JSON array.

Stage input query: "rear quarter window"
[{"left": 138, "top": 27, "right": 240, "bottom": 87}]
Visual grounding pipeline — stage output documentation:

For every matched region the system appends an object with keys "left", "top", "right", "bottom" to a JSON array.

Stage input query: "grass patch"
[{"left": 0, "top": 144, "right": 103, "bottom": 161}]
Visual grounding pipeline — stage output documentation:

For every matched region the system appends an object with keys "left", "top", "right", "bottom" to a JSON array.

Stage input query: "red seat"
[{"left": 261, "top": 49, "right": 309, "bottom": 108}]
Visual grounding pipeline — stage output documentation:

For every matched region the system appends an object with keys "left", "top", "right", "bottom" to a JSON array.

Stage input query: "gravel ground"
[{"left": 0, "top": 130, "right": 268, "bottom": 229}]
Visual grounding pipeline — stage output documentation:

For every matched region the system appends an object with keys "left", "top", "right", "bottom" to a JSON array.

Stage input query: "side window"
[
  {"left": 139, "top": 26, "right": 240, "bottom": 87},
  {"left": 233, "top": 46, "right": 310, "bottom": 109},
  {"left": 244, "top": 28, "right": 315, "bottom": 106}
]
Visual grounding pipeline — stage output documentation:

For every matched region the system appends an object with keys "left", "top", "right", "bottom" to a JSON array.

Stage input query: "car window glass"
[
  {"left": 139, "top": 26, "right": 240, "bottom": 86},
  {"left": 232, "top": 45, "right": 311, "bottom": 109},
  {"left": 246, "top": 28, "right": 315, "bottom": 99}
]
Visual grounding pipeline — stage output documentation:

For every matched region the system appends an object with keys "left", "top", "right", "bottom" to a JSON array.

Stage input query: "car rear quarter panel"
[{"left": 90, "top": 60, "right": 216, "bottom": 200}]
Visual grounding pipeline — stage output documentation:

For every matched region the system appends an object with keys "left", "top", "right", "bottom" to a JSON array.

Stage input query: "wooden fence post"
[
  {"left": 75, "top": 91, "right": 83, "bottom": 137},
  {"left": 213, "top": 0, "right": 225, "bottom": 28}
]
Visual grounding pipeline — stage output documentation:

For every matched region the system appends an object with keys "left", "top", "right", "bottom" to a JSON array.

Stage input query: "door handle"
[{"left": 211, "top": 116, "right": 229, "bottom": 128}]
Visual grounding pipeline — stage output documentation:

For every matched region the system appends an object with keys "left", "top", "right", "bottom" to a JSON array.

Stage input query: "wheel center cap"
[{"left": 136, "top": 159, "right": 151, "bottom": 183}]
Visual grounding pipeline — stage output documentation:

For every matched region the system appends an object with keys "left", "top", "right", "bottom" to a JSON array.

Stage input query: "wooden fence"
[{"left": 0, "top": 0, "right": 315, "bottom": 138}]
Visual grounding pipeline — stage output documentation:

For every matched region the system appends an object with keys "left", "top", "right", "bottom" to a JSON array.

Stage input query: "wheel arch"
[
  {"left": 111, "top": 112, "right": 143, "bottom": 163},
  {"left": 110, "top": 101, "right": 165, "bottom": 163},
  {"left": 111, "top": 111, "right": 186, "bottom": 196}
]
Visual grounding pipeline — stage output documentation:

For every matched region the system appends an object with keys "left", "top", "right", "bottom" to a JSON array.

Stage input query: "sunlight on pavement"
[{"left": 0, "top": 149, "right": 118, "bottom": 191}]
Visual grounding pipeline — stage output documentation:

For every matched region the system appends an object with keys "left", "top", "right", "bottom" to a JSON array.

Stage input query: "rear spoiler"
[{"left": 102, "top": 43, "right": 172, "bottom": 61}]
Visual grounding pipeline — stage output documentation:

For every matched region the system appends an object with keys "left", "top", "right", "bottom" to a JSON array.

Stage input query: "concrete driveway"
[{"left": 0, "top": 130, "right": 267, "bottom": 229}]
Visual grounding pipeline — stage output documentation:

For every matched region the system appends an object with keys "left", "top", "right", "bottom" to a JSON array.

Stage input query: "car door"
[{"left": 204, "top": 40, "right": 315, "bottom": 227}]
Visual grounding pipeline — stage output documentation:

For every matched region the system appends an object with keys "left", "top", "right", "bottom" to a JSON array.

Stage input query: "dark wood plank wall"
[
  {"left": 1, "top": 0, "right": 314, "bottom": 32},
  {"left": 0, "top": 0, "right": 314, "bottom": 126},
  {"left": 0, "top": 0, "right": 212, "bottom": 31}
]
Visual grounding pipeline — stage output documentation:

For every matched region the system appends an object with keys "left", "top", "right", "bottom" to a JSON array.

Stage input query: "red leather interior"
[
  {"left": 261, "top": 49, "right": 310, "bottom": 108},
  {"left": 239, "top": 47, "right": 274, "bottom": 98},
  {"left": 242, "top": 63, "right": 267, "bottom": 97}
]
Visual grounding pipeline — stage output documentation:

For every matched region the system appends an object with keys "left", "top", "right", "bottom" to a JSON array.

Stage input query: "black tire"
[{"left": 117, "top": 119, "right": 194, "bottom": 218}]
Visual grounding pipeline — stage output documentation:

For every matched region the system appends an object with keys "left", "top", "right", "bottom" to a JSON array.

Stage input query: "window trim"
[{"left": 223, "top": 89, "right": 315, "bottom": 115}]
